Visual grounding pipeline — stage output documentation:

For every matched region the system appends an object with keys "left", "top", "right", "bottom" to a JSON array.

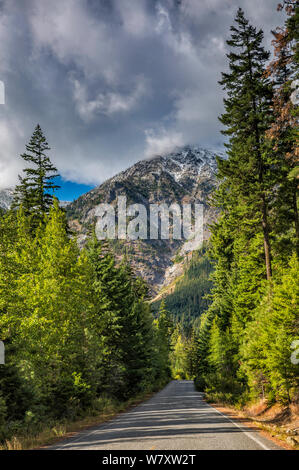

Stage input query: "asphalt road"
[{"left": 48, "top": 380, "right": 282, "bottom": 450}]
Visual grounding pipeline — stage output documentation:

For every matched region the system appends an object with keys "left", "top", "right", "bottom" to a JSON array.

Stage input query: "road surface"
[{"left": 48, "top": 380, "right": 282, "bottom": 450}]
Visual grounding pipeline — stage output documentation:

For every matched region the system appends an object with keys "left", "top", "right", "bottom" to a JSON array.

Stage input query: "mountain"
[
  {"left": 0, "top": 188, "right": 14, "bottom": 210},
  {"left": 59, "top": 200, "right": 72, "bottom": 208},
  {"left": 0, "top": 188, "right": 71, "bottom": 210},
  {"left": 66, "top": 146, "right": 219, "bottom": 295},
  {"left": 151, "top": 245, "right": 213, "bottom": 328}
]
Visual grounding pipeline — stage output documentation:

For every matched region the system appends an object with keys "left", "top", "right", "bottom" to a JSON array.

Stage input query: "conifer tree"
[
  {"left": 191, "top": 4, "right": 299, "bottom": 406},
  {"left": 241, "top": 254, "right": 299, "bottom": 404},
  {"left": 184, "top": 327, "right": 198, "bottom": 379},
  {"left": 266, "top": 3, "right": 299, "bottom": 253},
  {"left": 218, "top": 8, "right": 274, "bottom": 279},
  {"left": 13, "top": 124, "right": 60, "bottom": 227},
  {"left": 154, "top": 301, "right": 174, "bottom": 379}
]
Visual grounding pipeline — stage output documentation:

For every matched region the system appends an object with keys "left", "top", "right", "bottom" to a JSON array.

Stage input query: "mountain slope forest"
[
  {"left": 65, "top": 145, "right": 218, "bottom": 295},
  {"left": 0, "top": 1, "right": 298, "bottom": 449},
  {"left": 151, "top": 246, "right": 213, "bottom": 330}
]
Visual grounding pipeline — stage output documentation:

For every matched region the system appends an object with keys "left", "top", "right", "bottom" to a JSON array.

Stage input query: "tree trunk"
[
  {"left": 293, "top": 184, "right": 299, "bottom": 256},
  {"left": 261, "top": 194, "right": 272, "bottom": 280}
]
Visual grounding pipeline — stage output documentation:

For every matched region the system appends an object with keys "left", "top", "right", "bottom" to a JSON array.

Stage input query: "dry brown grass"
[{"left": 212, "top": 399, "right": 299, "bottom": 450}]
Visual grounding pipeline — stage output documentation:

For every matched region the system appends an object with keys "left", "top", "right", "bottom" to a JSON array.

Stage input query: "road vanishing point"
[{"left": 48, "top": 380, "right": 282, "bottom": 450}]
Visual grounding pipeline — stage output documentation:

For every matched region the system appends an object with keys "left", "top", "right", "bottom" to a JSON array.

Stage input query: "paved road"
[{"left": 49, "top": 380, "right": 282, "bottom": 450}]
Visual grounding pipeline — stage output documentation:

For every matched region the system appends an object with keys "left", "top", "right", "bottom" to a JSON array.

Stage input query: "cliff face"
[
  {"left": 66, "top": 146, "right": 219, "bottom": 294},
  {"left": 0, "top": 188, "right": 14, "bottom": 210}
]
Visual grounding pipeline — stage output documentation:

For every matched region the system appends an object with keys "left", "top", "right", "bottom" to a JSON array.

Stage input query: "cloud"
[
  {"left": 0, "top": 0, "right": 286, "bottom": 189},
  {"left": 0, "top": 115, "right": 25, "bottom": 188},
  {"left": 145, "top": 128, "right": 184, "bottom": 157},
  {"left": 70, "top": 75, "right": 148, "bottom": 121},
  {"left": 115, "top": 0, "right": 152, "bottom": 36}
]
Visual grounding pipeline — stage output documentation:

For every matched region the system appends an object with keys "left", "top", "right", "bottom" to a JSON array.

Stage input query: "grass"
[
  {"left": 210, "top": 399, "right": 299, "bottom": 450},
  {"left": 251, "top": 420, "right": 299, "bottom": 450}
]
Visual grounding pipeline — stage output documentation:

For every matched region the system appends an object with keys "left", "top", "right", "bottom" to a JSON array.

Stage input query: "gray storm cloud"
[{"left": 0, "top": 0, "right": 286, "bottom": 188}]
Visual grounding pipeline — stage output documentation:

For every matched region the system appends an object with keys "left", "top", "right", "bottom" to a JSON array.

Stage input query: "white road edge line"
[
  {"left": 202, "top": 397, "right": 270, "bottom": 450},
  {"left": 53, "top": 383, "right": 272, "bottom": 451}
]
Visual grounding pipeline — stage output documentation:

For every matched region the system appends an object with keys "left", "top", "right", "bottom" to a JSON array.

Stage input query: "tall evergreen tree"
[
  {"left": 13, "top": 124, "right": 60, "bottom": 227},
  {"left": 218, "top": 8, "right": 274, "bottom": 280},
  {"left": 154, "top": 301, "right": 174, "bottom": 380},
  {"left": 266, "top": 3, "right": 299, "bottom": 254}
]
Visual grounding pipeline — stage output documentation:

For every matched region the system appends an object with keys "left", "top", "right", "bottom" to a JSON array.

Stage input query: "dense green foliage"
[
  {"left": 192, "top": 7, "right": 299, "bottom": 407},
  {"left": 169, "top": 324, "right": 199, "bottom": 380},
  {"left": 0, "top": 129, "right": 171, "bottom": 443},
  {"left": 0, "top": 204, "right": 171, "bottom": 440}
]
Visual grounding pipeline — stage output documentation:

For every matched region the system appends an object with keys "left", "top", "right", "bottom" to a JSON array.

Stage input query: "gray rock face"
[
  {"left": 67, "top": 146, "right": 220, "bottom": 293},
  {"left": 0, "top": 188, "right": 14, "bottom": 210}
]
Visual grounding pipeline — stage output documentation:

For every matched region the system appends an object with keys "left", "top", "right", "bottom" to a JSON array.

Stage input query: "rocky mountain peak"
[
  {"left": 0, "top": 188, "right": 14, "bottom": 210},
  {"left": 67, "top": 145, "right": 220, "bottom": 294}
]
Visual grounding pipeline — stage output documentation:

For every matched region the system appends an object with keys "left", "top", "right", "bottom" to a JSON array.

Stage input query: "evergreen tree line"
[
  {"left": 169, "top": 323, "right": 198, "bottom": 380},
  {"left": 154, "top": 301, "right": 199, "bottom": 381},
  {"left": 191, "top": 4, "right": 299, "bottom": 405},
  {"left": 151, "top": 246, "right": 213, "bottom": 330},
  {"left": 0, "top": 126, "right": 172, "bottom": 442}
]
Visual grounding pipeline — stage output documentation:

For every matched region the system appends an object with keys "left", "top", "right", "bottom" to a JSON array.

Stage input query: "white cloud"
[
  {"left": 29, "top": 0, "right": 119, "bottom": 83},
  {"left": 181, "top": 0, "right": 235, "bottom": 19},
  {"left": 145, "top": 128, "right": 184, "bottom": 158},
  {"left": 0, "top": 117, "right": 25, "bottom": 189},
  {"left": 155, "top": 3, "right": 172, "bottom": 34},
  {"left": 70, "top": 75, "right": 148, "bottom": 121}
]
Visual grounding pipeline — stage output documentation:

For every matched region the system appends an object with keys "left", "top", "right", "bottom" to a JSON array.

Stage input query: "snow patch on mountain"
[
  {"left": 0, "top": 188, "right": 14, "bottom": 210},
  {"left": 0, "top": 187, "right": 71, "bottom": 210}
]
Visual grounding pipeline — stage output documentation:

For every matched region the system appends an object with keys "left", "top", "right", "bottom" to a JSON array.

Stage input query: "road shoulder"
[{"left": 209, "top": 403, "right": 293, "bottom": 450}]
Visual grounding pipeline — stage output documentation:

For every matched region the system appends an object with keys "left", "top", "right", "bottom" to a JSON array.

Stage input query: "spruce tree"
[
  {"left": 13, "top": 124, "right": 60, "bottom": 227},
  {"left": 266, "top": 3, "right": 299, "bottom": 254},
  {"left": 218, "top": 8, "right": 274, "bottom": 279}
]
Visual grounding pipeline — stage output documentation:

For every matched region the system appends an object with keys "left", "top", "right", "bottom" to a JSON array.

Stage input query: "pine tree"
[
  {"left": 184, "top": 327, "right": 198, "bottom": 379},
  {"left": 193, "top": 5, "right": 299, "bottom": 406},
  {"left": 266, "top": 3, "right": 299, "bottom": 254},
  {"left": 13, "top": 124, "right": 60, "bottom": 227},
  {"left": 241, "top": 254, "right": 299, "bottom": 404},
  {"left": 218, "top": 8, "right": 274, "bottom": 280},
  {"left": 86, "top": 236, "right": 124, "bottom": 395},
  {"left": 154, "top": 301, "right": 174, "bottom": 380}
]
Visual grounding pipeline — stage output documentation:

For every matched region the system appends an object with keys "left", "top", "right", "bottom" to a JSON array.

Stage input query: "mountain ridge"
[
  {"left": 66, "top": 145, "right": 219, "bottom": 294},
  {"left": 0, "top": 187, "right": 71, "bottom": 210}
]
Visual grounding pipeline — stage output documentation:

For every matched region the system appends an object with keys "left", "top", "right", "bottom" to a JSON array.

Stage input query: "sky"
[{"left": 0, "top": 0, "right": 287, "bottom": 200}]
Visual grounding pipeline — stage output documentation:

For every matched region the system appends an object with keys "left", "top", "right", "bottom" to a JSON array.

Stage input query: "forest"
[
  {"left": 181, "top": 3, "right": 299, "bottom": 407},
  {"left": 0, "top": 126, "right": 175, "bottom": 447},
  {"left": 151, "top": 246, "right": 213, "bottom": 330},
  {"left": 0, "top": 0, "right": 298, "bottom": 450}
]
